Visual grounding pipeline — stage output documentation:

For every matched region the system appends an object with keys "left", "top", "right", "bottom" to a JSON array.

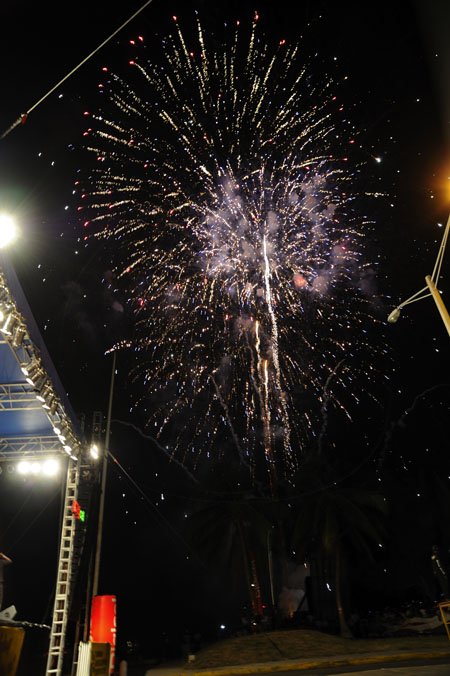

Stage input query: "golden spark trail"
[{"left": 262, "top": 233, "right": 293, "bottom": 472}]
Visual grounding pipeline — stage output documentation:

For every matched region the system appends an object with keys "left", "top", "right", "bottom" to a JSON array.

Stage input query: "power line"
[
  {"left": 107, "top": 449, "right": 206, "bottom": 568},
  {"left": 1, "top": 0, "right": 154, "bottom": 140}
]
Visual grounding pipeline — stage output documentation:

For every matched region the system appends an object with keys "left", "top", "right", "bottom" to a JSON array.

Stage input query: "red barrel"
[{"left": 90, "top": 595, "right": 117, "bottom": 674}]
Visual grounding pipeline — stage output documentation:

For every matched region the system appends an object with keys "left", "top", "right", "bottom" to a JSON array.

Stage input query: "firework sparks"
[{"left": 78, "top": 11, "right": 381, "bottom": 487}]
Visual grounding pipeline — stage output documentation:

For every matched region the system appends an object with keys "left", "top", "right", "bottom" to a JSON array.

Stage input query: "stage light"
[
  {"left": 0, "top": 311, "right": 16, "bottom": 336},
  {"left": 42, "top": 458, "right": 60, "bottom": 476},
  {"left": 0, "top": 214, "right": 18, "bottom": 249},
  {"left": 17, "top": 461, "right": 31, "bottom": 475},
  {"left": 90, "top": 444, "right": 100, "bottom": 460},
  {"left": 34, "top": 376, "right": 49, "bottom": 401},
  {"left": 30, "top": 461, "right": 41, "bottom": 475},
  {"left": 12, "top": 323, "right": 26, "bottom": 347},
  {"left": 36, "top": 384, "right": 52, "bottom": 404},
  {"left": 48, "top": 398, "right": 59, "bottom": 415},
  {"left": 16, "top": 458, "right": 60, "bottom": 477},
  {"left": 21, "top": 362, "right": 42, "bottom": 385},
  {"left": 17, "top": 460, "right": 40, "bottom": 476}
]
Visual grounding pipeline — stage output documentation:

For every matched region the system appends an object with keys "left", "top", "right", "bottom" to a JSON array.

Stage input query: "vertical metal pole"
[{"left": 92, "top": 351, "right": 116, "bottom": 598}]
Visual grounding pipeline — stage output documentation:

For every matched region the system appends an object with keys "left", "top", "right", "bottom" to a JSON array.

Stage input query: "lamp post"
[{"left": 388, "top": 213, "right": 450, "bottom": 338}]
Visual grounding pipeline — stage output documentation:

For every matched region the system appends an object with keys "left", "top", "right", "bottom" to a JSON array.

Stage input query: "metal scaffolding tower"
[{"left": 45, "top": 457, "right": 80, "bottom": 676}]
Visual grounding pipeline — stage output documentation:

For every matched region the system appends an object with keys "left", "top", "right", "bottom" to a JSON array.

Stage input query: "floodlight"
[
  {"left": 22, "top": 362, "right": 41, "bottom": 385},
  {"left": 12, "top": 324, "right": 26, "bottom": 347},
  {"left": 0, "top": 312, "right": 16, "bottom": 335},
  {"left": 36, "top": 384, "right": 52, "bottom": 404},
  {"left": 16, "top": 458, "right": 60, "bottom": 477},
  {"left": 34, "top": 376, "right": 49, "bottom": 400},
  {"left": 42, "top": 458, "right": 60, "bottom": 476},
  {"left": 48, "top": 398, "right": 59, "bottom": 415},
  {"left": 30, "top": 461, "right": 41, "bottom": 475},
  {"left": 0, "top": 214, "right": 17, "bottom": 249},
  {"left": 90, "top": 444, "right": 100, "bottom": 460},
  {"left": 17, "top": 461, "right": 31, "bottom": 475}
]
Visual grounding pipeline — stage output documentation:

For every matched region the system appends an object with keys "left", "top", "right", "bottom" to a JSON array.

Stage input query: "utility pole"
[{"left": 92, "top": 351, "right": 116, "bottom": 598}]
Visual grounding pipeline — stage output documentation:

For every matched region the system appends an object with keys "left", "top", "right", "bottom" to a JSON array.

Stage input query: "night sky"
[{"left": 0, "top": 0, "right": 450, "bottom": 661}]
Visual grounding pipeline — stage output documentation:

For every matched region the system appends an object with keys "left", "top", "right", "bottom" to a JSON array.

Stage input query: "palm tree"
[
  {"left": 186, "top": 490, "right": 272, "bottom": 619},
  {"left": 291, "top": 473, "right": 388, "bottom": 637}
]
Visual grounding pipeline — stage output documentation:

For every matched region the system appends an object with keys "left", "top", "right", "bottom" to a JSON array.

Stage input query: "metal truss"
[
  {"left": 0, "top": 435, "right": 69, "bottom": 459},
  {"left": 0, "top": 382, "right": 42, "bottom": 410}
]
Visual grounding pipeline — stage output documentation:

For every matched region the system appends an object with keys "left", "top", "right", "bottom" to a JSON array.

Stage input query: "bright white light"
[
  {"left": 17, "top": 461, "right": 31, "bottom": 475},
  {"left": 30, "top": 462, "right": 41, "bottom": 475},
  {"left": 42, "top": 458, "right": 60, "bottom": 476},
  {"left": 0, "top": 312, "right": 14, "bottom": 335},
  {"left": 17, "top": 458, "right": 60, "bottom": 477},
  {"left": 219, "top": 624, "right": 226, "bottom": 630},
  {"left": 90, "top": 443, "right": 99, "bottom": 460},
  {"left": 63, "top": 445, "right": 72, "bottom": 454},
  {"left": 0, "top": 214, "right": 18, "bottom": 249}
]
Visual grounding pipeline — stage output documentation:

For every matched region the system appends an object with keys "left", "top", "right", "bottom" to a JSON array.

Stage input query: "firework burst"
[{"left": 78, "top": 11, "right": 382, "bottom": 488}]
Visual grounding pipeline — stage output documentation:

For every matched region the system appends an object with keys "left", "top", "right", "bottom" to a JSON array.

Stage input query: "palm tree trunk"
[
  {"left": 237, "top": 520, "right": 257, "bottom": 616},
  {"left": 335, "top": 546, "right": 352, "bottom": 638},
  {"left": 250, "top": 553, "right": 263, "bottom": 617}
]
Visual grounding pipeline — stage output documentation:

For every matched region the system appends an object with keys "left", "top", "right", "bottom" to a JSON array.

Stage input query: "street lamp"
[{"left": 387, "top": 213, "right": 450, "bottom": 337}]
